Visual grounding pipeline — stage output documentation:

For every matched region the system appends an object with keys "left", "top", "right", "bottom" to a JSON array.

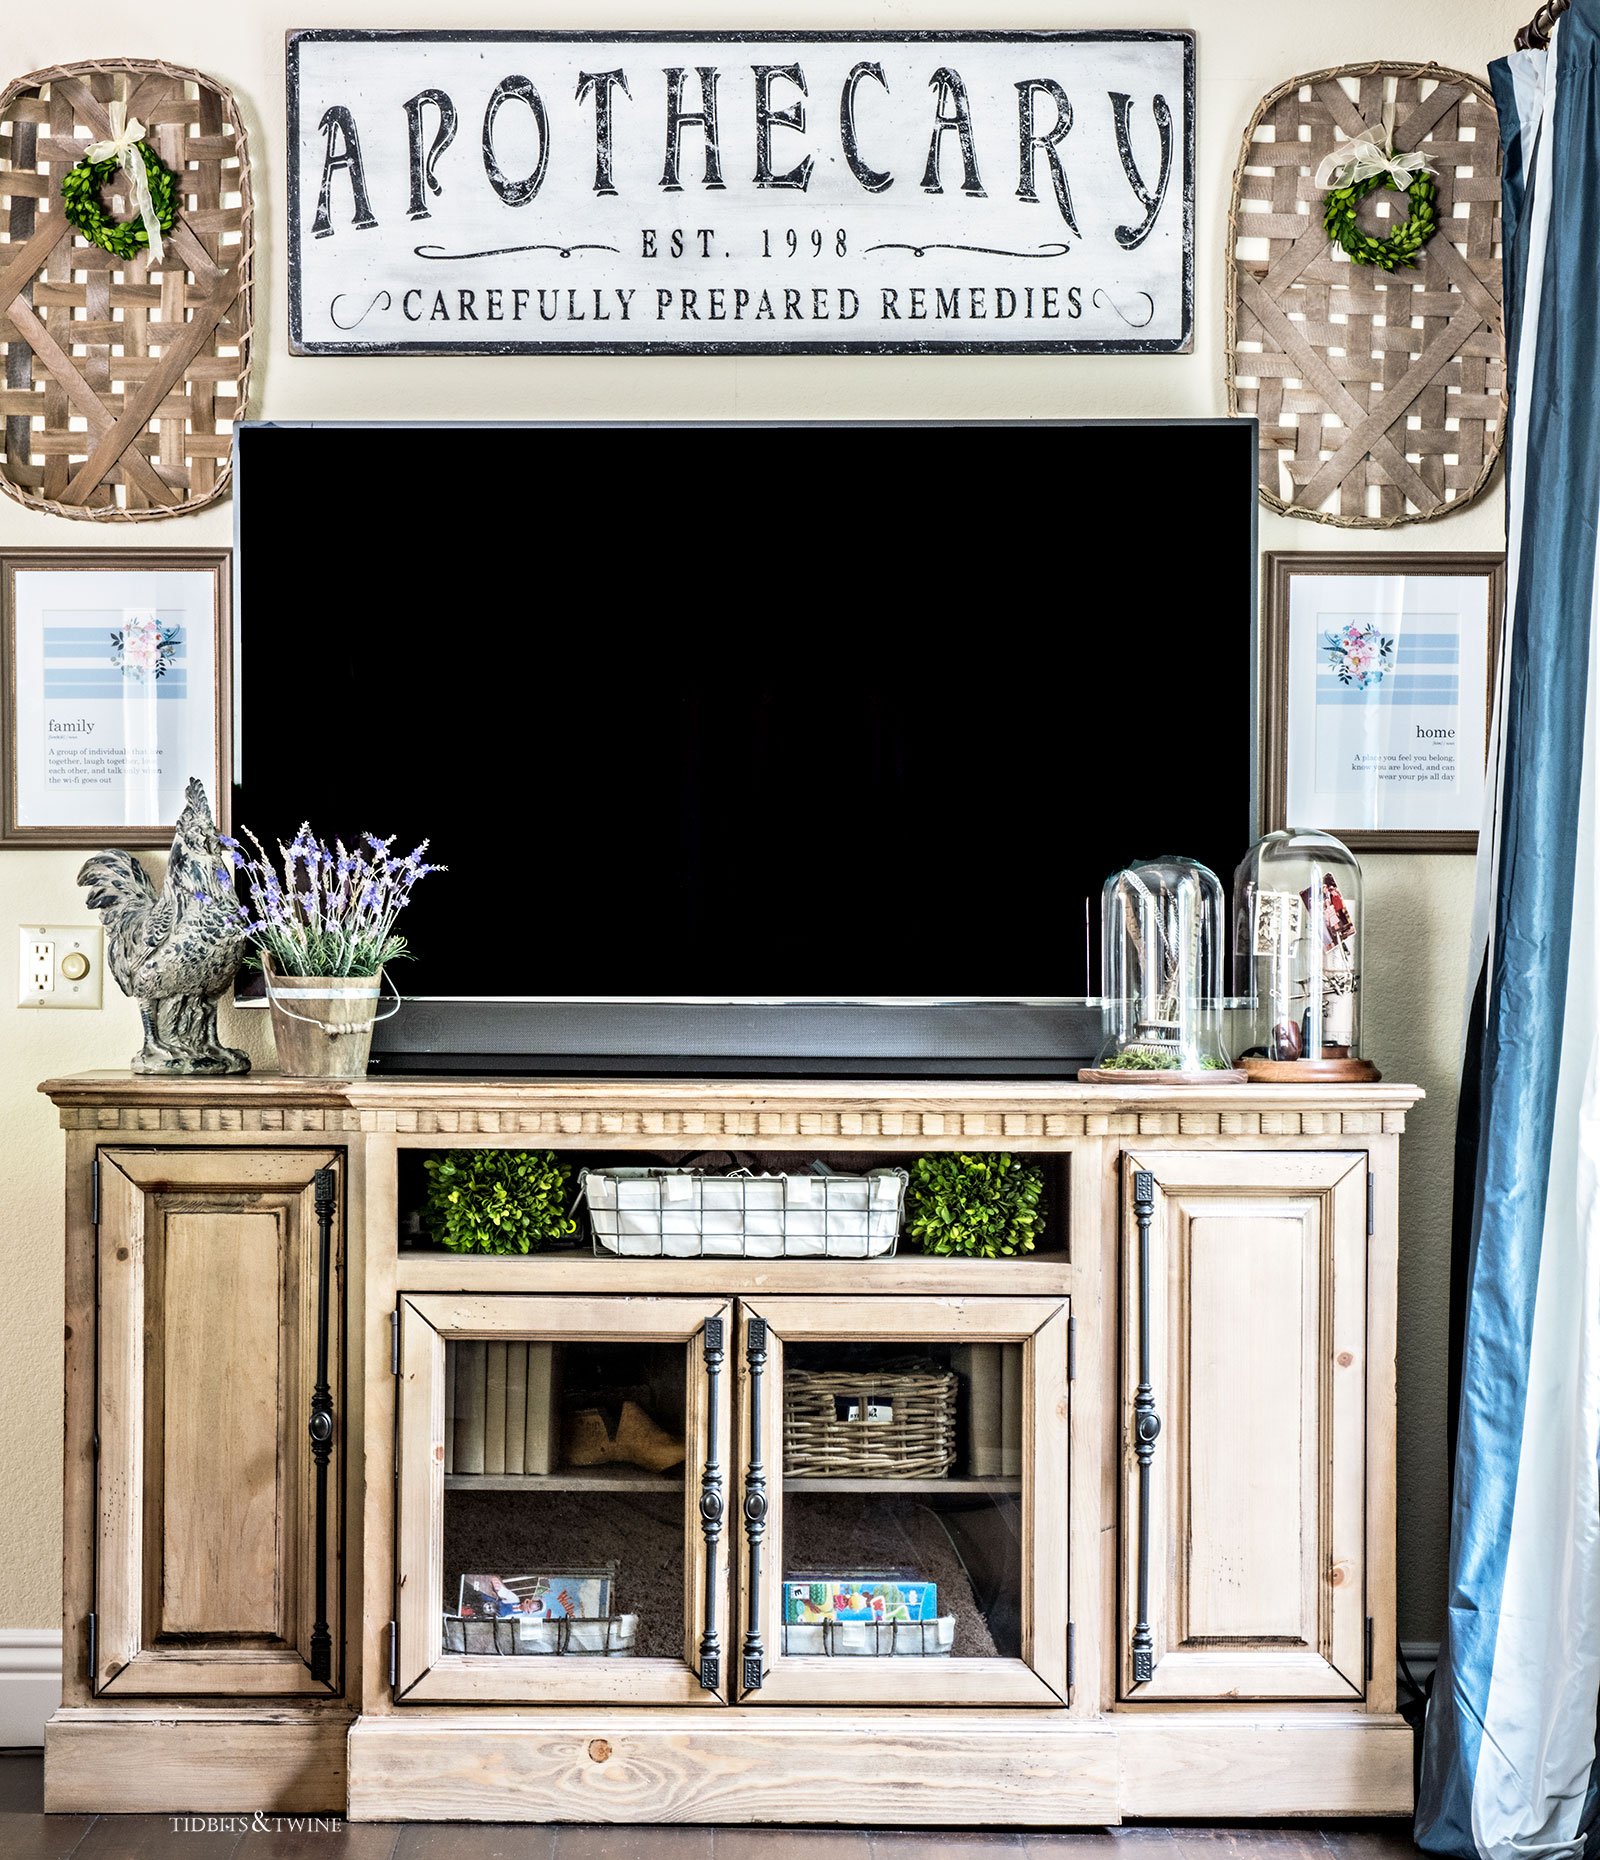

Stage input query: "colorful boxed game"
[
  {"left": 783, "top": 1576, "right": 938, "bottom": 1625},
  {"left": 457, "top": 1571, "right": 612, "bottom": 1621}
]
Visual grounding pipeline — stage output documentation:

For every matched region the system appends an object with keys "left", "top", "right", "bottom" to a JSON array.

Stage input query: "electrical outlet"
[{"left": 17, "top": 925, "right": 103, "bottom": 1009}]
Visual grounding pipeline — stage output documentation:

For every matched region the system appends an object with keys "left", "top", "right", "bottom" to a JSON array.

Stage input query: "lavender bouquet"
[{"left": 230, "top": 824, "right": 443, "bottom": 978}]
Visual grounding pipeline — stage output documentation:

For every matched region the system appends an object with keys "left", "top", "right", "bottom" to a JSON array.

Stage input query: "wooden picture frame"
[
  {"left": 1262, "top": 551, "right": 1505, "bottom": 853},
  {"left": 1, "top": 548, "right": 230, "bottom": 848}
]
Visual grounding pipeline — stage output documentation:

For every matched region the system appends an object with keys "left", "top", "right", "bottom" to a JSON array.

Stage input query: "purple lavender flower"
[{"left": 233, "top": 821, "right": 444, "bottom": 978}]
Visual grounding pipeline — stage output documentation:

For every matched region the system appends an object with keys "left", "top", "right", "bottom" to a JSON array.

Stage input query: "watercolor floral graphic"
[
  {"left": 1322, "top": 619, "right": 1396, "bottom": 690},
  {"left": 110, "top": 610, "right": 180, "bottom": 681}
]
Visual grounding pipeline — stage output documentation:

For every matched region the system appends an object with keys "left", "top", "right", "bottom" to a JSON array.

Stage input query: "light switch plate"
[{"left": 18, "top": 925, "right": 104, "bottom": 1009}]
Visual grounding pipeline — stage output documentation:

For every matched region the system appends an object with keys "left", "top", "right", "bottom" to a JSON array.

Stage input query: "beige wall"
[{"left": 0, "top": 0, "right": 1506, "bottom": 1634}]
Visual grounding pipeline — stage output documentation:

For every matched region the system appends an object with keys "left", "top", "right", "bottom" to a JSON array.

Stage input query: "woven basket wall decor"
[
  {"left": 0, "top": 59, "right": 253, "bottom": 520},
  {"left": 1226, "top": 63, "right": 1505, "bottom": 527}
]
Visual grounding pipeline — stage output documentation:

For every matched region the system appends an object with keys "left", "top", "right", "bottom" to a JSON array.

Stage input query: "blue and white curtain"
[{"left": 1417, "top": 8, "right": 1600, "bottom": 1857}]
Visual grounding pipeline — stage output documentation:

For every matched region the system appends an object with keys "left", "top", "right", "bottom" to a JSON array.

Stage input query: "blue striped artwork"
[
  {"left": 39, "top": 620, "right": 188, "bottom": 702},
  {"left": 1315, "top": 627, "right": 1463, "bottom": 703},
  {"left": 1314, "top": 679, "right": 1461, "bottom": 706}
]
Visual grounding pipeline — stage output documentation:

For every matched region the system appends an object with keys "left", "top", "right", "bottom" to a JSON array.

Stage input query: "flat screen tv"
[{"left": 233, "top": 419, "right": 1257, "bottom": 1075}]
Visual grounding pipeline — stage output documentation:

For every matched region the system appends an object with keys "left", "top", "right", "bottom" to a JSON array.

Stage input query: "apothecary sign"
[{"left": 287, "top": 30, "right": 1193, "bottom": 355}]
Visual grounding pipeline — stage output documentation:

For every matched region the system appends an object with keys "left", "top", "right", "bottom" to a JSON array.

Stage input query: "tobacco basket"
[
  {"left": 1226, "top": 63, "right": 1504, "bottom": 526},
  {"left": 0, "top": 59, "right": 253, "bottom": 519}
]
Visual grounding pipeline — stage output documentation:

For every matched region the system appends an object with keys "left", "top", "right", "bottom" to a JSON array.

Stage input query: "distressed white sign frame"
[{"left": 287, "top": 29, "right": 1194, "bottom": 356}]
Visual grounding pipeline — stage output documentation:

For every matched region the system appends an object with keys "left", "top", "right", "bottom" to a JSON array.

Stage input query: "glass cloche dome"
[
  {"left": 1085, "top": 856, "right": 1242, "bottom": 1082},
  {"left": 1231, "top": 829, "right": 1379, "bottom": 1082}
]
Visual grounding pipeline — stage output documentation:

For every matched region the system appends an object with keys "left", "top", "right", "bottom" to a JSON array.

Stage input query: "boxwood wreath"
[
  {"left": 905, "top": 1151, "right": 1046, "bottom": 1259},
  {"left": 61, "top": 141, "right": 177, "bottom": 261},
  {"left": 1323, "top": 168, "right": 1438, "bottom": 272}
]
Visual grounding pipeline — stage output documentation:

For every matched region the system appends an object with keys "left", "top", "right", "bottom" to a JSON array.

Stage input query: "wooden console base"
[
  {"left": 344, "top": 1711, "right": 1413, "bottom": 1825},
  {"left": 41, "top": 1707, "right": 1415, "bottom": 1824},
  {"left": 44, "top": 1707, "right": 352, "bottom": 1816},
  {"left": 42, "top": 1072, "right": 1424, "bottom": 1826}
]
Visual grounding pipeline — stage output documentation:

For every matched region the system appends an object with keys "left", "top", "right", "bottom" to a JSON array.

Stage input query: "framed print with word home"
[
  {"left": 1262, "top": 552, "right": 1505, "bottom": 852},
  {"left": 1, "top": 550, "right": 230, "bottom": 848}
]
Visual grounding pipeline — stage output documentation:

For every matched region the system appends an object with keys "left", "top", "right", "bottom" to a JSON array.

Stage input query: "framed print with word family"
[
  {"left": 286, "top": 29, "right": 1194, "bottom": 356},
  {"left": 1, "top": 550, "right": 229, "bottom": 848},
  {"left": 1262, "top": 552, "right": 1504, "bottom": 852}
]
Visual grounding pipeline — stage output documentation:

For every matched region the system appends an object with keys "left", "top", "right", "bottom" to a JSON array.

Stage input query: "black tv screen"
[{"left": 233, "top": 420, "right": 1255, "bottom": 1004}]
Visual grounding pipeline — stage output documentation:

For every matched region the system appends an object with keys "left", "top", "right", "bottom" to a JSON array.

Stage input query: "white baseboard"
[
  {"left": 1400, "top": 1639, "right": 1440, "bottom": 1691},
  {"left": 0, "top": 1630, "right": 62, "bottom": 1748}
]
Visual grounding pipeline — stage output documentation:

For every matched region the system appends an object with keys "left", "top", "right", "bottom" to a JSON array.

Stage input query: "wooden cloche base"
[{"left": 1241, "top": 1056, "right": 1382, "bottom": 1084}]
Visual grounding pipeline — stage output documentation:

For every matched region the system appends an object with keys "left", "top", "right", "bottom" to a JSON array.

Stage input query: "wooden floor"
[{"left": 0, "top": 1755, "right": 1423, "bottom": 1860}]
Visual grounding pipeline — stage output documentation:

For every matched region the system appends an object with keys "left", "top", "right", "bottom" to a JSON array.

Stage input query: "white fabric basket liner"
[
  {"left": 782, "top": 1615, "right": 956, "bottom": 1657},
  {"left": 442, "top": 1613, "right": 638, "bottom": 1656},
  {"left": 581, "top": 1166, "right": 906, "bottom": 1258}
]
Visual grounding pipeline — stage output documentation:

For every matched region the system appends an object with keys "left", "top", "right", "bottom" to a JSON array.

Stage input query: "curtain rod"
[{"left": 1518, "top": 0, "right": 1568, "bottom": 48}]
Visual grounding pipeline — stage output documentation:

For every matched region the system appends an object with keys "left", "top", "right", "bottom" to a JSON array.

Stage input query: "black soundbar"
[{"left": 367, "top": 999, "right": 1100, "bottom": 1078}]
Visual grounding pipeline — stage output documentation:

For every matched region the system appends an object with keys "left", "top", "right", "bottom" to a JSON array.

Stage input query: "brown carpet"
[
  {"left": 445, "top": 1490, "right": 687, "bottom": 1657},
  {"left": 783, "top": 1494, "right": 1004, "bottom": 1658}
]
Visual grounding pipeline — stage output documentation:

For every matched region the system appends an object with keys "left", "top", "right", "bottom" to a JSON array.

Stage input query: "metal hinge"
[
  {"left": 91, "top": 1160, "right": 99, "bottom": 1228},
  {"left": 1068, "top": 1316, "right": 1077, "bottom": 1382},
  {"left": 1365, "top": 1616, "right": 1375, "bottom": 1683},
  {"left": 1367, "top": 1172, "right": 1375, "bottom": 1236},
  {"left": 1067, "top": 1621, "right": 1076, "bottom": 1692},
  {"left": 86, "top": 1611, "right": 96, "bottom": 1687},
  {"left": 390, "top": 1309, "right": 400, "bottom": 1375},
  {"left": 388, "top": 1620, "right": 398, "bottom": 1691}
]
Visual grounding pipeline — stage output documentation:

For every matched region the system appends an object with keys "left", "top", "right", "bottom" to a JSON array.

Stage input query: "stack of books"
[
  {"left": 447, "top": 1341, "right": 561, "bottom": 1476},
  {"left": 952, "top": 1343, "right": 1022, "bottom": 1477}
]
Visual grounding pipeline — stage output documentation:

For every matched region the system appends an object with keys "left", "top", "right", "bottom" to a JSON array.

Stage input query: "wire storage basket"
[
  {"left": 784, "top": 1361, "right": 958, "bottom": 1479},
  {"left": 785, "top": 1614, "right": 952, "bottom": 1659},
  {"left": 782, "top": 1617, "right": 956, "bottom": 1657},
  {"left": 442, "top": 1613, "right": 638, "bottom": 1657},
  {"left": 580, "top": 1166, "right": 907, "bottom": 1259}
]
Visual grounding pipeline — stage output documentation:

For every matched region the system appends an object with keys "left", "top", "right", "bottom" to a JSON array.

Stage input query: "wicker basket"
[{"left": 784, "top": 1362, "right": 958, "bottom": 1479}]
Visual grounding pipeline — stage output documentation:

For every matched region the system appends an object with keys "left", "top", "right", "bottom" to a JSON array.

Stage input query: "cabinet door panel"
[
  {"left": 1185, "top": 1202, "right": 1313, "bottom": 1643},
  {"left": 1122, "top": 1151, "right": 1366, "bottom": 1702},
  {"left": 737, "top": 1295, "right": 1070, "bottom": 1708},
  {"left": 97, "top": 1149, "right": 341, "bottom": 1698},
  {"left": 159, "top": 1208, "right": 284, "bottom": 1635},
  {"left": 395, "top": 1293, "right": 732, "bottom": 1706}
]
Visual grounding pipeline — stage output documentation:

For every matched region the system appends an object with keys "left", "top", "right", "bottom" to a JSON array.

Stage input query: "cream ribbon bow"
[
  {"left": 1314, "top": 122, "right": 1435, "bottom": 194},
  {"left": 84, "top": 99, "right": 165, "bottom": 263}
]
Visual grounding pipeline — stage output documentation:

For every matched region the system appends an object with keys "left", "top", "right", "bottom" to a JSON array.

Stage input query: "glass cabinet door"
[
  {"left": 735, "top": 1296, "right": 1070, "bottom": 1706},
  {"left": 395, "top": 1294, "right": 732, "bottom": 1704}
]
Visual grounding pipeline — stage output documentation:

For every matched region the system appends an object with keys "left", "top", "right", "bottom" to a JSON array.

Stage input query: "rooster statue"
[{"left": 78, "top": 777, "right": 250, "bottom": 1075}]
